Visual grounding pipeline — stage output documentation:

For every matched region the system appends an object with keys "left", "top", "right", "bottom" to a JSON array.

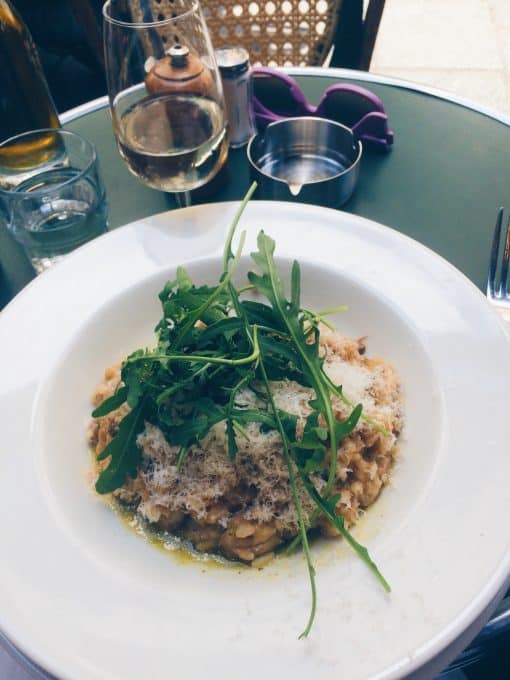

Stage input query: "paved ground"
[{"left": 370, "top": 0, "right": 510, "bottom": 117}]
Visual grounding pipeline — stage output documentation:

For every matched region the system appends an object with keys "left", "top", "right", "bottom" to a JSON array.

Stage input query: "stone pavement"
[{"left": 370, "top": 0, "right": 510, "bottom": 117}]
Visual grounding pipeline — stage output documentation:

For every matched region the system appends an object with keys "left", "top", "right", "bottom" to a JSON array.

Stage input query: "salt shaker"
[{"left": 215, "top": 47, "right": 256, "bottom": 148}]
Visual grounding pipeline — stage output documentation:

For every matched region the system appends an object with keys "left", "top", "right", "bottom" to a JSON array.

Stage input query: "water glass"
[{"left": 0, "top": 129, "right": 108, "bottom": 274}]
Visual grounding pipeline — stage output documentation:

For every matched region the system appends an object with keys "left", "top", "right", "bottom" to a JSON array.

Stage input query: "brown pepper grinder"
[{"left": 144, "top": 44, "right": 214, "bottom": 96}]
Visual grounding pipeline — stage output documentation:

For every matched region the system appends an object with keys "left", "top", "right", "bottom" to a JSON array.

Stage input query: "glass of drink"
[
  {"left": 0, "top": 129, "right": 108, "bottom": 274},
  {"left": 0, "top": 0, "right": 60, "bottom": 147},
  {"left": 102, "top": 0, "right": 228, "bottom": 207}
]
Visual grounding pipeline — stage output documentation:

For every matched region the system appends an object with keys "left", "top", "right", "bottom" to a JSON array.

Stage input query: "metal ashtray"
[{"left": 247, "top": 117, "right": 362, "bottom": 208}]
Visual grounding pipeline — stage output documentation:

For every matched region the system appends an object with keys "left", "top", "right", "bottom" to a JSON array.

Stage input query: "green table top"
[{"left": 1, "top": 71, "right": 509, "bottom": 306}]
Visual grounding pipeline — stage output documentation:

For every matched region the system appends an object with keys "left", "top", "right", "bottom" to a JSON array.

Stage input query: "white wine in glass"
[{"left": 103, "top": 1, "right": 228, "bottom": 205}]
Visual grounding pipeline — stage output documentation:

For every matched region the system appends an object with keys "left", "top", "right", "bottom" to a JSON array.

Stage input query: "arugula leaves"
[
  {"left": 248, "top": 233, "right": 340, "bottom": 492},
  {"left": 91, "top": 182, "right": 389, "bottom": 636},
  {"left": 91, "top": 386, "right": 128, "bottom": 418},
  {"left": 95, "top": 399, "right": 148, "bottom": 494}
]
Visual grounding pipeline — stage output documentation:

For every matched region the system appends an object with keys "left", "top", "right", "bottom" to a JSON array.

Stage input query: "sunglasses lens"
[
  {"left": 320, "top": 90, "right": 381, "bottom": 127},
  {"left": 253, "top": 75, "right": 305, "bottom": 116}
]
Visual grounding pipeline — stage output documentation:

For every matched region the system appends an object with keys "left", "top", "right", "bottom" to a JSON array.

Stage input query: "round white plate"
[{"left": 1, "top": 201, "right": 510, "bottom": 680}]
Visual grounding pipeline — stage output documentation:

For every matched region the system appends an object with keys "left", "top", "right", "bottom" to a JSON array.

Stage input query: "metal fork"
[{"left": 487, "top": 207, "right": 510, "bottom": 322}]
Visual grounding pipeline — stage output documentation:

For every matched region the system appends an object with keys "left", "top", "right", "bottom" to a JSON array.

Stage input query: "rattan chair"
[{"left": 125, "top": 0, "right": 385, "bottom": 69}]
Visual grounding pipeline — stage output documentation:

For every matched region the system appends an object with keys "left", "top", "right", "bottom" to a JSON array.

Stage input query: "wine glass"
[{"left": 102, "top": 0, "right": 228, "bottom": 207}]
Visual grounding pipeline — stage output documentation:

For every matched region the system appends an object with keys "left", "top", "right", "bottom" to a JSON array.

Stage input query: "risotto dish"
[
  {"left": 86, "top": 192, "right": 403, "bottom": 635},
  {"left": 88, "top": 329, "right": 402, "bottom": 564}
]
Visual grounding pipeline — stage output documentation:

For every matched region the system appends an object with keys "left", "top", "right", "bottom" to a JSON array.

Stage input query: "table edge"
[{"left": 60, "top": 67, "right": 510, "bottom": 126}]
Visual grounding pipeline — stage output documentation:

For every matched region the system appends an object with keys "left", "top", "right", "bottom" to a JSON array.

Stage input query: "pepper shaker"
[{"left": 145, "top": 43, "right": 214, "bottom": 95}]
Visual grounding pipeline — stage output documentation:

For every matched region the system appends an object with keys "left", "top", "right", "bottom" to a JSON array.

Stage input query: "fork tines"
[{"left": 488, "top": 207, "right": 510, "bottom": 300}]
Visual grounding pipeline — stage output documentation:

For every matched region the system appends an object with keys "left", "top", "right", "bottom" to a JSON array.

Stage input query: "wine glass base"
[{"left": 173, "top": 191, "right": 192, "bottom": 208}]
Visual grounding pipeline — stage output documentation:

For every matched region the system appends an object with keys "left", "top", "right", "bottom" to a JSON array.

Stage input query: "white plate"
[{"left": 1, "top": 201, "right": 510, "bottom": 680}]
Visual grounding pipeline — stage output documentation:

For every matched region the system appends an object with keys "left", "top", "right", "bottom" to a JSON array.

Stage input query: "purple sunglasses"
[{"left": 252, "top": 67, "right": 394, "bottom": 151}]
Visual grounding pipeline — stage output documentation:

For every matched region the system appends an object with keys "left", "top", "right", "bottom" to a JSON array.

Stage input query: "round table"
[{"left": 1, "top": 67, "right": 510, "bottom": 678}]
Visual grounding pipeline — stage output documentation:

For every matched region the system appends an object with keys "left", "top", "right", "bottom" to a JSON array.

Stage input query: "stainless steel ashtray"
[{"left": 247, "top": 117, "right": 362, "bottom": 208}]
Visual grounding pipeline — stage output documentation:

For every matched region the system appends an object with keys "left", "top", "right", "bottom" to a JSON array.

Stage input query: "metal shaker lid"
[
  {"left": 167, "top": 44, "right": 190, "bottom": 67},
  {"left": 215, "top": 47, "right": 250, "bottom": 78}
]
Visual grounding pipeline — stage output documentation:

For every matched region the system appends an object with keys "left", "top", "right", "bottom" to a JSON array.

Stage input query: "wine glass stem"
[{"left": 175, "top": 191, "right": 192, "bottom": 208}]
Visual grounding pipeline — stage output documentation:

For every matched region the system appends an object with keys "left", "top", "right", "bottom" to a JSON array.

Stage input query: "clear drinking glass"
[
  {"left": 0, "top": 129, "right": 108, "bottom": 274},
  {"left": 102, "top": 0, "right": 228, "bottom": 207}
]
